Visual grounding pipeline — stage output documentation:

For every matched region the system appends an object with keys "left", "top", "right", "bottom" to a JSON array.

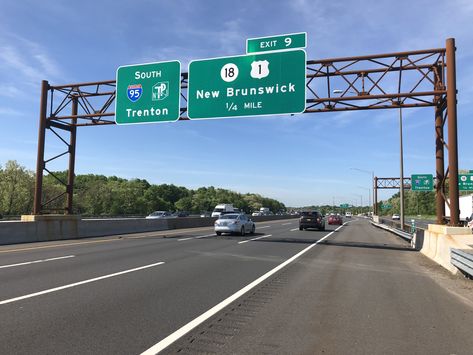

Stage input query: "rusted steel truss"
[
  {"left": 33, "top": 39, "right": 460, "bottom": 225},
  {"left": 376, "top": 177, "right": 412, "bottom": 190},
  {"left": 373, "top": 177, "right": 411, "bottom": 215}
]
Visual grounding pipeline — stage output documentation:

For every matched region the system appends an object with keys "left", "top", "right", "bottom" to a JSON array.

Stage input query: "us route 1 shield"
[
  {"left": 187, "top": 49, "right": 306, "bottom": 120},
  {"left": 115, "top": 60, "right": 181, "bottom": 125}
]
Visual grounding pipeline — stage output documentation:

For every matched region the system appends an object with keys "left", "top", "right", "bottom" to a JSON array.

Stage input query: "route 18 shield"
[{"left": 127, "top": 84, "right": 142, "bottom": 102}]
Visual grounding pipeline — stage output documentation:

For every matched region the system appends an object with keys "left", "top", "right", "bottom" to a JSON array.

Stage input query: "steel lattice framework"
[
  {"left": 373, "top": 177, "right": 412, "bottom": 216},
  {"left": 33, "top": 38, "right": 460, "bottom": 225}
]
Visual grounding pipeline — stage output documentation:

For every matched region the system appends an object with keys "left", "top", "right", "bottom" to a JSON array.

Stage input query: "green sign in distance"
[
  {"left": 459, "top": 173, "right": 473, "bottom": 191},
  {"left": 340, "top": 204, "right": 349, "bottom": 208},
  {"left": 381, "top": 204, "right": 392, "bottom": 209},
  {"left": 411, "top": 174, "right": 434, "bottom": 191},
  {"left": 115, "top": 61, "right": 181, "bottom": 125},
  {"left": 246, "top": 32, "right": 307, "bottom": 54},
  {"left": 187, "top": 49, "right": 306, "bottom": 120}
]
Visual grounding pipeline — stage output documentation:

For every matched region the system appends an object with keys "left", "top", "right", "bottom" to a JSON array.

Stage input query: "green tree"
[{"left": 0, "top": 161, "right": 35, "bottom": 215}]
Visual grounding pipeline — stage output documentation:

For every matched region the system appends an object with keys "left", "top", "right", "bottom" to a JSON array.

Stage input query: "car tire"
[
  {"left": 299, "top": 226, "right": 303, "bottom": 231},
  {"left": 216, "top": 232, "right": 221, "bottom": 236},
  {"left": 320, "top": 225, "right": 325, "bottom": 231},
  {"left": 251, "top": 225, "right": 255, "bottom": 234},
  {"left": 241, "top": 227, "right": 245, "bottom": 236}
]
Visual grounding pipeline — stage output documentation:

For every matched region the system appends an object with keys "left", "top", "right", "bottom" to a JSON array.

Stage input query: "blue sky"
[{"left": 1, "top": 0, "right": 472, "bottom": 207}]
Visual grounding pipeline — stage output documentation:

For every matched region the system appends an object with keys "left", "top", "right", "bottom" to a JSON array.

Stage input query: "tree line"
[{"left": 0, "top": 160, "right": 285, "bottom": 217}]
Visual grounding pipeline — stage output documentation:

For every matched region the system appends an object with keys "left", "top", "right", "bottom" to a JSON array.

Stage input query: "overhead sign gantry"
[{"left": 32, "top": 37, "right": 462, "bottom": 226}]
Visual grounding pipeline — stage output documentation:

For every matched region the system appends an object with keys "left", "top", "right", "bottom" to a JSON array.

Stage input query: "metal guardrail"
[
  {"left": 451, "top": 249, "right": 473, "bottom": 277},
  {"left": 370, "top": 221, "right": 413, "bottom": 241}
]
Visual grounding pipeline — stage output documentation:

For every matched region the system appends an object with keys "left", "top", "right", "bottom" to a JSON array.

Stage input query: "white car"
[
  {"left": 345, "top": 212, "right": 352, "bottom": 218},
  {"left": 392, "top": 214, "right": 400, "bottom": 220},
  {"left": 214, "top": 213, "right": 255, "bottom": 236},
  {"left": 146, "top": 211, "right": 172, "bottom": 219}
]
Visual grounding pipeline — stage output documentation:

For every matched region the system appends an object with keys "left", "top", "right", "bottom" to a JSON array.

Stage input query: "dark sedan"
[{"left": 299, "top": 211, "right": 325, "bottom": 231}]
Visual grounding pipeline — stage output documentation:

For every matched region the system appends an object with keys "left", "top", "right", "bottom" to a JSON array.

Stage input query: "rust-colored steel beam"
[
  {"left": 33, "top": 80, "right": 49, "bottom": 215},
  {"left": 306, "top": 64, "right": 436, "bottom": 78},
  {"left": 305, "top": 103, "right": 433, "bottom": 113},
  {"left": 307, "top": 91, "right": 445, "bottom": 102},
  {"left": 446, "top": 38, "right": 460, "bottom": 226},
  {"left": 374, "top": 177, "right": 378, "bottom": 215},
  {"left": 376, "top": 177, "right": 412, "bottom": 189},
  {"left": 307, "top": 48, "right": 445, "bottom": 65},
  {"left": 434, "top": 65, "right": 446, "bottom": 224},
  {"left": 52, "top": 112, "right": 115, "bottom": 121},
  {"left": 66, "top": 97, "right": 78, "bottom": 214},
  {"left": 50, "top": 80, "right": 116, "bottom": 90}
]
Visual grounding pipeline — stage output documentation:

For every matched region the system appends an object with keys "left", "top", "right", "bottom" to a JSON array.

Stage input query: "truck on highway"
[
  {"left": 211, "top": 204, "right": 235, "bottom": 217},
  {"left": 445, "top": 194, "right": 473, "bottom": 225},
  {"left": 259, "top": 207, "right": 270, "bottom": 215}
]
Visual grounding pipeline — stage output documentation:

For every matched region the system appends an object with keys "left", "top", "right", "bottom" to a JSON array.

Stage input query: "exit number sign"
[{"left": 247, "top": 32, "right": 307, "bottom": 54}]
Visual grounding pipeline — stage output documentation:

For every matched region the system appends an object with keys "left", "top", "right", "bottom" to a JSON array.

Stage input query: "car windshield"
[
  {"left": 213, "top": 208, "right": 224, "bottom": 212},
  {"left": 219, "top": 214, "right": 238, "bottom": 219},
  {"left": 150, "top": 211, "right": 164, "bottom": 216}
]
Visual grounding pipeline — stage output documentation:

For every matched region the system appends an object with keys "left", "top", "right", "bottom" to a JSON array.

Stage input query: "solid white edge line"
[
  {"left": 281, "top": 222, "right": 292, "bottom": 226},
  {"left": 258, "top": 226, "right": 271, "bottom": 229},
  {"left": 238, "top": 234, "right": 272, "bottom": 244},
  {"left": 0, "top": 261, "right": 165, "bottom": 305},
  {"left": 290, "top": 228, "right": 299, "bottom": 232},
  {"left": 0, "top": 255, "right": 75, "bottom": 269},
  {"left": 141, "top": 223, "right": 348, "bottom": 354}
]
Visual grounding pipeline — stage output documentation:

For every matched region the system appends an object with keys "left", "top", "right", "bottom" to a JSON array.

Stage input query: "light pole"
[
  {"left": 350, "top": 167, "right": 374, "bottom": 215},
  {"left": 352, "top": 194, "right": 362, "bottom": 214},
  {"left": 357, "top": 186, "right": 370, "bottom": 215}
]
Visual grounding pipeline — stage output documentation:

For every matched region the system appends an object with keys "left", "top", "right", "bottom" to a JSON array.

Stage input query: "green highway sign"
[
  {"left": 459, "top": 173, "right": 473, "bottom": 191},
  {"left": 340, "top": 204, "right": 349, "bottom": 208},
  {"left": 187, "top": 49, "right": 306, "bottom": 120},
  {"left": 381, "top": 204, "right": 392, "bottom": 209},
  {"left": 411, "top": 174, "right": 434, "bottom": 191},
  {"left": 246, "top": 32, "right": 307, "bottom": 54},
  {"left": 115, "top": 61, "right": 181, "bottom": 125}
]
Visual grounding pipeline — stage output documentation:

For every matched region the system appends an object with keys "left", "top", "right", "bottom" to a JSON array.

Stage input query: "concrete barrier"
[
  {"left": 0, "top": 214, "right": 298, "bottom": 246},
  {"left": 420, "top": 224, "right": 473, "bottom": 274}
]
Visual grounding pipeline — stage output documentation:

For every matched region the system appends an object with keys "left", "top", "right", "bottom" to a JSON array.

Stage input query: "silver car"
[
  {"left": 214, "top": 213, "right": 255, "bottom": 236},
  {"left": 145, "top": 211, "right": 172, "bottom": 219}
]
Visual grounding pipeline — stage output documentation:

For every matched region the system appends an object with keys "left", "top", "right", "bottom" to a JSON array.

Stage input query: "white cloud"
[{"left": 0, "top": 33, "right": 62, "bottom": 87}]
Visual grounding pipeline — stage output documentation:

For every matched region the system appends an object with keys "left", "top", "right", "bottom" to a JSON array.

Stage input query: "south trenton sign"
[
  {"left": 411, "top": 174, "right": 434, "bottom": 191},
  {"left": 115, "top": 61, "right": 181, "bottom": 124},
  {"left": 187, "top": 49, "right": 306, "bottom": 120}
]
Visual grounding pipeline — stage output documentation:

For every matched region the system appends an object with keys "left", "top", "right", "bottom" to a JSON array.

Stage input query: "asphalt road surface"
[{"left": 1, "top": 218, "right": 472, "bottom": 354}]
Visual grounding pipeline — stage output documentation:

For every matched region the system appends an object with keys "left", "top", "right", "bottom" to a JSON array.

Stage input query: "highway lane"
[
  {"left": 166, "top": 218, "right": 473, "bottom": 355},
  {"left": 2, "top": 217, "right": 472, "bottom": 354},
  {"left": 0, "top": 218, "right": 332, "bottom": 354}
]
